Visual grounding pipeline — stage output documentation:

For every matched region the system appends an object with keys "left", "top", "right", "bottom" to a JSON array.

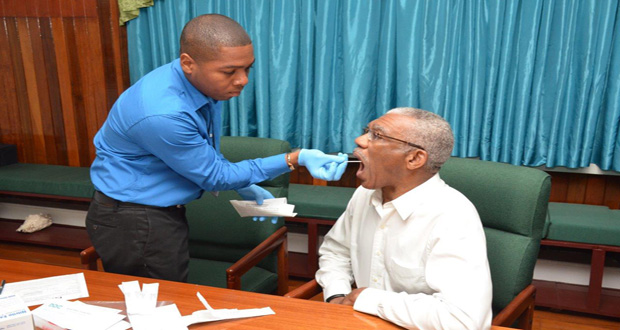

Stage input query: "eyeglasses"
[{"left": 362, "top": 127, "right": 426, "bottom": 151}]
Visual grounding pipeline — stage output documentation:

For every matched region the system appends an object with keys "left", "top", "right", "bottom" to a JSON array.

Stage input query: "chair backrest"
[
  {"left": 439, "top": 157, "right": 551, "bottom": 315},
  {"left": 186, "top": 136, "right": 291, "bottom": 272}
]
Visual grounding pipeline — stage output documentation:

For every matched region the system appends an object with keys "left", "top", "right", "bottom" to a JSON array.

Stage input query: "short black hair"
[{"left": 179, "top": 14, "right": 252, "bottom": 61}]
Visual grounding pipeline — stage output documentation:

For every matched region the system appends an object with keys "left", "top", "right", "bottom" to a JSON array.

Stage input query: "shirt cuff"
[
  {"left": 322, "top": 279, "right": 352, "bottom": 302},
  {"left": 353, "top": 287, "right": 394, "bottom": 316},
  {"left": 258, "top": 153, "right": 290, "bottom": 177}
]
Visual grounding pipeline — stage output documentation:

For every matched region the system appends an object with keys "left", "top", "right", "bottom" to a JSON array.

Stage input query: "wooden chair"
[
  {"left": 286, "top": 157, "right": 551, "bottom": 329},
  {"left": 81, "top": 136, "right": 291, "bottom": 295}
]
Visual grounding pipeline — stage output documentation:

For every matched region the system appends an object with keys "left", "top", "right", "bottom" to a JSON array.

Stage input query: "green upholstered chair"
[
  {"left": 439, "top": 157, "right": 551, "bottom": 329},
  {"left": 286, "top": 157, "right": 551, "bottom": 330},
  {"left": 186, "top": 136, "right": 291, "bottom": 295},
  {"left": 81, "top": 136, "right": 291, "bottom": 295}
]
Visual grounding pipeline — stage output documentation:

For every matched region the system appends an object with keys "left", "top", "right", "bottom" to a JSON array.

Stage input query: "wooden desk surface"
[{"left": 0, "top": 259, "right": 515, "bottom": 330}]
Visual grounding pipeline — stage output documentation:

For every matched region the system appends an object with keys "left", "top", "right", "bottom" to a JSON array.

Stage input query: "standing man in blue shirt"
[{"left": 87, "top": 14, "right": 347, "bottom": 282}]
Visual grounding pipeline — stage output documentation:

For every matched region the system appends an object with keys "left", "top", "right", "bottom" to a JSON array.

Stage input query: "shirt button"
[
  {"left": 376, "top": 252, "right": 381, "bottom": 256},
  {"left": 373, "top": 278, "right": 378, "bottom": 282}
]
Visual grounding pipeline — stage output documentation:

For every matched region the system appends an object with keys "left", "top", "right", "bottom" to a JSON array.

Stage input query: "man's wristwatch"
[
  {"left": 286, "top": 148, "right": 300, "bottom": 171},
  {"left": 286, "top": 152, "right": 295, "bottom": 171},
  {"left": 325, "top": 294, "right": 346, "bottom": 303}
]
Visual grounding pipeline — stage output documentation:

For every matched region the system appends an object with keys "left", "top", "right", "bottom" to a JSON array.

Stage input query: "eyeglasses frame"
[{"left": 362, "top": 127, "right": 426, "bottom": 151}]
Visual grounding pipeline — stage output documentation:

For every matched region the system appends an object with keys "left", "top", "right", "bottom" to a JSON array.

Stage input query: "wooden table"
[{"left": 0, "top": 259, "right": 515, "bottom": 329}]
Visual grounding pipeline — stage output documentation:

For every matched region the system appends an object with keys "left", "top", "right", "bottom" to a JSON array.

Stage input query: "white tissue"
[{"left": 16, "top": 213, "right": 53, "bottom": 233}]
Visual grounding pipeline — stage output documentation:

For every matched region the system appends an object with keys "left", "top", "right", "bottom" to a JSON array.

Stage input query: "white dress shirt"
[{"left": 316, "top": 174, "right": 492, "bottom": 330}]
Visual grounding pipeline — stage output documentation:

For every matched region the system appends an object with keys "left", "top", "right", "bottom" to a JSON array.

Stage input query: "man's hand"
[
  {"left": 329, "top": 288, "right": 367, "bottom": 306},
  {"left": 236, "top": 184, "right": 278, "bottom": 224},
  {"left": 298, "top": 150, "right": 348, "bottom": 181}
]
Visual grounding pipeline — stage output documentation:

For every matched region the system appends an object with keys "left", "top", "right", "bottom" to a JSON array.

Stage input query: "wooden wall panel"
[
  {"left": 3, "top": 0, "right": 98, "bottom": 18},
  {"left": 547, "top": 172, "right": 568, "bottom": 203},
  {"left": 0, "top": 0, "right": 129, "bottom": 167},
  {"left": 583, "top": 176, "right": 606, "bottom": 205},
  {"left": 50, "top": 17, "right": 79, "bottom": 166},
  {"left": 565, "top": 174, "right": 589, "bottom": 204},
  {"left": 547, "top": 172, "right": 620, "bottom": 209},
  {"left": 603, "top": 176, "right": 620, "bottom": 209},
  {"left": 0, "top": 17, "right": 22, "bottom": 151}
]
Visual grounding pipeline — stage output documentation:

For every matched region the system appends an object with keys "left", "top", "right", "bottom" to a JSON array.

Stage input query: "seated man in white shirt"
[{"left": 316, "top": 107, "right": 493, "bottom": 330}]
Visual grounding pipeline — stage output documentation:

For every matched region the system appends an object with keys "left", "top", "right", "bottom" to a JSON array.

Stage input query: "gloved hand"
[
  {"left": 236, "top": 184, "right": 278, "bottom": 224},
  {"left": 298, "top": 150, "right": 348, "bottom": 181}
]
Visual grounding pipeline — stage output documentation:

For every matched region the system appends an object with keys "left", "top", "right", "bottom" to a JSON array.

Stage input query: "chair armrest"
[
  {"left": 80, "top": 246, "right": 100, "bottom": 271},
  {"left": 492, "top": 284, "right": 536, "bottom": 329},
  {"left": 284, "top": 279, "right": 323, "bottom": 300},
  {"left": 226, "top": 226, "right": 288, "bottom": 294}
]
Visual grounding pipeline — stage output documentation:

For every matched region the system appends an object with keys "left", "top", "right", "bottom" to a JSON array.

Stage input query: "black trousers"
[{"left": 85, "top": 191, "right": 189, "bottom": 282}]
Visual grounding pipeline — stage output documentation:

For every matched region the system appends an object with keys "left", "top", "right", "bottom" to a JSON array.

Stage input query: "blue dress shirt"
[{"left": 91, "top": 59, "right": 288, "bottom": 207}]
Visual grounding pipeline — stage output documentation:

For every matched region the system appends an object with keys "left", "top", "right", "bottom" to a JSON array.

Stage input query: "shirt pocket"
[{"left": 387, "top": 259, "right": 432, "bottom": 294}]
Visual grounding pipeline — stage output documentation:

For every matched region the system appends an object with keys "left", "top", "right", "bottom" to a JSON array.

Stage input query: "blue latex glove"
[
  {"left": 236, "top": 184, "right": 278, "bottom": 224},
  {"left": 298, "top": 150, "right": 348, "bottom": 181}
]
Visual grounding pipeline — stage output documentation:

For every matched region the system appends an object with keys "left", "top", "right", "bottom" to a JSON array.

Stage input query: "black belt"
[{"left": 93, "top": 191, "right": 183, "bottom": 210}]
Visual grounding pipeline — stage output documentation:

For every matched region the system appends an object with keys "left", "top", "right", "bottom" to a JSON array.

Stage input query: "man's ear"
[
  {"left": 179, "top": 53, "right": 195, "bottom": 75},
  {"left": 406, "top": 149, "right": 428, "bottom": 171}
]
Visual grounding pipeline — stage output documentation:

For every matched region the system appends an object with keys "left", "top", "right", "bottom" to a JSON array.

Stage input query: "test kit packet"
[{"left": 0, "top": 294, "right": 34, "bottom": 330}]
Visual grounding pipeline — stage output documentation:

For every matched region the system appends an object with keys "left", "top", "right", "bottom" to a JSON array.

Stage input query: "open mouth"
[
  {"left": 356, "top": 161, "right": 365, "bottom": 178},
  {"left": 352, "top": 150, "right": 365, "bottom": 178}
]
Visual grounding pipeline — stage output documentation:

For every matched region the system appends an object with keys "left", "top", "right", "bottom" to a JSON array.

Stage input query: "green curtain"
[{"left": 126, "top": 0, "right": 620, "bottom": 171}]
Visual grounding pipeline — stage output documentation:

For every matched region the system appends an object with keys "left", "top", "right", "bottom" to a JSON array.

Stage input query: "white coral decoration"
[{"left": 16, "top": 213, "right": 53, "bottom": 233}]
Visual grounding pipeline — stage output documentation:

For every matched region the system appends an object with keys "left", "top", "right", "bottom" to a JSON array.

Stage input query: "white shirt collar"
[{"left": 370, "top": 173, "right": 443, "bottom": 221}]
